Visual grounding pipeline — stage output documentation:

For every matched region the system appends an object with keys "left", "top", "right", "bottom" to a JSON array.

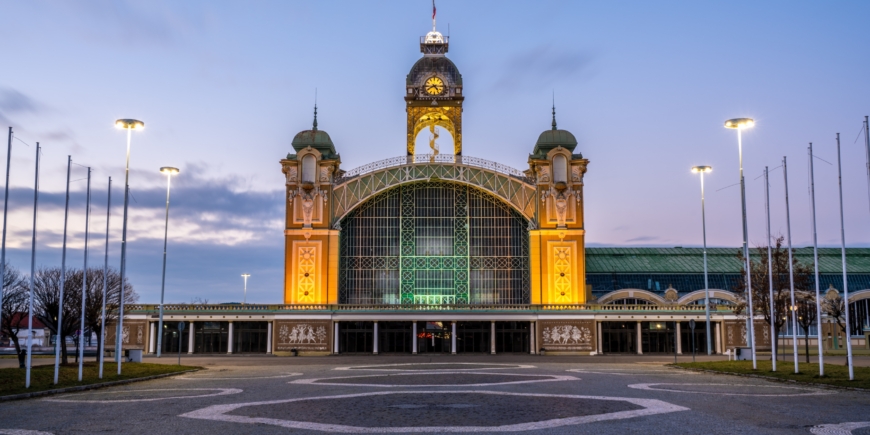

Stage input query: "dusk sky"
[{"left": 1, "top": 0, "right": 869, "bottom": 304}]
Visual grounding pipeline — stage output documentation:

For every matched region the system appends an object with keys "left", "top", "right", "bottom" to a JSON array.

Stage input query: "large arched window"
[{"left": 339, "top": 181, "right": 530, "bottom": 305}]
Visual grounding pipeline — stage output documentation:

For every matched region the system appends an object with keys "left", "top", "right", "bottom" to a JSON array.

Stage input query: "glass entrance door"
[
  {"left": 642, "top": 321, "right": 676, "bottom": 353},
  {"left": 495, "top": 321, "right": 529, "bottom": 353},
  {"left": 601, "top": 321, "right": 636, "bottom": 353},
  {"left": 378, "top": 321, "right": 412, "bottom": 353},
  {"left": 416, "top": 321, "right": 451, "bottom": 353}
]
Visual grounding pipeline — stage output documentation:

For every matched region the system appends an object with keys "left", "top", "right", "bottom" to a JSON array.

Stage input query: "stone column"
[
  {"left": 373, "top": 321, "right": 379, "bottom": 355},
  {"left": 530, "top": 321, "right": 536, "bottom": 355},
  {"left": 715, "top": 322, "right": 722, "bottom": 354},
  {"left": 266, "top": 321, "right": 273, "bottom": 354},
  {"left": 412, "top": 322, "right": 418, "bottom": 355},
  {"left": 636, "top": 322, "right": 643, "bottom": 355},
  {"left": 333, "top": 322, "right": 340, "bottom": 354},
  {"left": 227, "top": 321, "right": 234, "bottom": 354},
  {"left": 187, "top": 321, "right": 195, "bottom": 354},
  {"left": 149, "top": 322, "right": 156, "bottom": 354},
  {"left": 490, "top": 321, "right": 496, "bottom": 355},
  {"left": 451, "top": 321, "right": 457, "bottom": 355},
  {"left": 597, "top": 321, "right": 603, "bottom": 355},
  {"left": 676, "top": 322, "right": 683, "bottom": 354}
]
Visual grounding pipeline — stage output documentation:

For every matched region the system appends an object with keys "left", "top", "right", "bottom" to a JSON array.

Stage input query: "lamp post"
[
  {"left": 156, "top": 166, "right": 179, "bottom": 358},
  {"left": 241, "top": 274, "right": 250, "bottom": 304},
  {"left": 114, "top": 118, "right": 143, "bottom": 374},
  {"left": 691, "top": 165, "right": 713, "bottom": 355},
  {"left": 724, "top": 117, "right": 757, "bottom": 369}
]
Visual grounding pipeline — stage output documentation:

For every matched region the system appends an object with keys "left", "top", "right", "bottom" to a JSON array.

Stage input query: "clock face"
[{"left": 424, "top": 77, "right": 445, "bottom": 95}]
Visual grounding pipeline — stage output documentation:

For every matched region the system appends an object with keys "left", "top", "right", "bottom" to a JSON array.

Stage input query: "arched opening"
[
  {"left": 339, "top": 181, "right": 529, "bottom": 305},
  {"left": 301, "top": 154, "right": 316, "bottom": 185},
  {"left": 414, "top": 125, "right": 455, "bottom": 156},
  {"left": 410, "top": 111, "right": 458, "bottom": 155}
]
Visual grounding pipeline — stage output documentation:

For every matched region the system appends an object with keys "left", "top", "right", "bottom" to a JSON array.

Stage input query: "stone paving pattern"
[{"left": 0, "top": 355, "right": 868, "bottom": 434}]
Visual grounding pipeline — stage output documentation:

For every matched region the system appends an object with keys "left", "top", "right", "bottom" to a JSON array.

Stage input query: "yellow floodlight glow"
[
  {"left": 691, "top": 165, "right": 712, "bottom": 173},
  {"left": 160, "top": 166, "right": 180, "bottom": 175},
  {"left": 724, "top": 118, "right": 754, "bottom": 129},
  {"left": 115, "top": 119, "right": 145, "bottom": 130}
]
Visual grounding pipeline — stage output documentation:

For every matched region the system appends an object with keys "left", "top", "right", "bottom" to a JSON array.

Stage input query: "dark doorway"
[
  {"left": 234, "top": 322, "right": 268, "bottom": 353},
  {"left": 495, "top": 321, "right": 529, "bottom": 353},
  {"left": 160, "top": 321, "right": 189, "bottom": 354},
  {"left": 679, "top": 321, "right": 710, "bottom": 356},
  {"left": 378, "top": 321, "right": 412, "bottom": 353},
  {"left": 416, "top": 321, "right": 451, "bottom": 353},
  {"left": 642, "top": 321, "right": 676, "bottom": 354},
  {"left": 195, "top": 321, "right": 228, "bottom": 353},
  {"left": 601, "top": 321, "right": 636, "bottom": 354},
  {"left": 339, "top": 321, "right": 374, "bottom": 354},
  {"left": 456, "top": 321, "right": 490, "bottom": 353}
]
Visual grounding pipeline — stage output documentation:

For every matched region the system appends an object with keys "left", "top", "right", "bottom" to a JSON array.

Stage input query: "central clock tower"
[{"left": 405, "top": 21, "right": 464, "bottom": 155}]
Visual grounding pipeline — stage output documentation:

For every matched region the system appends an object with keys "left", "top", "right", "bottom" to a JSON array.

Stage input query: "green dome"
[
  {"left": 291, "top": 129, "right": 336, "bottom": 157},
  {"left": 532, "top": 129, "right": 578, "bottom": 156}
]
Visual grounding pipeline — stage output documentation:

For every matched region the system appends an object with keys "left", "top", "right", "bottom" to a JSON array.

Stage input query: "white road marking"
[
  {"left": 44, "top": 388, "right": 243, "bottom": 403},
  {"left": 178, "top": 372, "right": 302, "bottom": 380},
  {"left": 334, "top": 363, "right": 535, "bottom": 372},
  {"left": 628, "top": 383, "right": 834, "bottom": 396},
  {"left": 566, "top": 369, "right": 698, "bottom": 376},
  {"left": 0, "top": 431, "right": 55, "bottom": 435},
  {"left": 290, "top": 372, "right": 579, "bottom": 388},
  {"left": 179, "top": 390, "right": 689, "bottom": 432},
  {"left": 810, "top": 422, "right": 870, "bottom": 435}
]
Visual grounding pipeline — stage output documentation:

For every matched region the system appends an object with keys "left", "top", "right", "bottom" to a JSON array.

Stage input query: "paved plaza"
[{"left": 1, "top": 355, "right": 868, "bottom": 434}]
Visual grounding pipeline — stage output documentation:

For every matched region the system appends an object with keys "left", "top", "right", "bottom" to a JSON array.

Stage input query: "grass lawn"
[
  {"left": 676, "top": 360, "right": 870, "bottom": 390},
  {"left": 0, "top": 362, "right": 199, "bottom": 397}
]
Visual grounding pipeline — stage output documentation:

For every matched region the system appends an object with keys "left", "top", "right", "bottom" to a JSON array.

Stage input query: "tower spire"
[
  {"left": 312, "top": 89, "right": 318, "bottom": 131},
  {"left": 551, "top": 93, "right": 557, "bottom": 130}
]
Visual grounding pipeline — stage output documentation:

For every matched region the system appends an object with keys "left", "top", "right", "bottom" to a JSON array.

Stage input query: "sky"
[{"left": 1, "top": 0, "right": 869, "bottom": 304}]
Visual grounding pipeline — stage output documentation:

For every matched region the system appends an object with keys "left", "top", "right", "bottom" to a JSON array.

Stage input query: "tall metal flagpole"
[
  {"left": 783, "top": 156, "right": 799, "bottom": 373},
  {"left": 864, "top": 117, "right": 870, "bottom": 219},
  {"left": 25, "top": 143, "right": 40, "bottom": 388},
  {"left": 835, "top": 133, "right": 855, "bottom": 380},
  {"left": 98, "top": 177, "right": 111, "bottom": 379},
  {"left": 808, "top": 143, "right": 825, "bottom": 375},
  {"left": 53, "top": 156, "right": 73, "bottom": 385},
  {"left": 738, "top": 128, "right": 757, "bottom": 369},
  {"left": 0, "top": 127, "right": 12, "bottom": 331},
  {"left": 78, "top": 168, "right": 92, "bottom": 381},
  {"left": 764, "top": 166, "right": 776, "bottom": 371}
]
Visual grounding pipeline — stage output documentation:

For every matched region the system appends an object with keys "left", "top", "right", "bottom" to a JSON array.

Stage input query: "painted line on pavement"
[
  {"left": 810, "top": 422, "right": 870, "bottom": 435},
  {"left": 334, "top": 363, "right": 535, "bottom": 372},
  {"left": 291, "top": 372, "right": 579, "bottom": 388},
  {"left": 44, "top": 388, "right": 243, "bottom": 403},
  {"left": 627, "top": 383, "right": 834, "bottom": 397}
]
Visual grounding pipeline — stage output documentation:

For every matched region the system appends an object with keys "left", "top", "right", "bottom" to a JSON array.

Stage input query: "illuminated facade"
[{"left": 121, "top": 20, "right": 870, "bottom": 357}]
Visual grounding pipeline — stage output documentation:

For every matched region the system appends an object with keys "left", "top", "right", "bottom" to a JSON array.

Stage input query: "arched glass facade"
[{"left": 339, "top": 181, "right": 530, "bottom": 305}]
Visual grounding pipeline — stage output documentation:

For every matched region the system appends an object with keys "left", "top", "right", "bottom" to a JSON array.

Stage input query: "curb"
[
  {"left": 0, "top": 368, "right": 201, "bottom": 402},
  {"left": 671, "top": 365, "right": 870, "bottom": 393}
]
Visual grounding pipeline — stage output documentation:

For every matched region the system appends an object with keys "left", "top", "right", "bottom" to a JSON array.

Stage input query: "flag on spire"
[{"left": 433, "top": 0, "right": 436, "bottom": 20}]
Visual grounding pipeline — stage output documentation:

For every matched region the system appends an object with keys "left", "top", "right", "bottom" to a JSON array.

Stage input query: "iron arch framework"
[{"left": 339, "top": 181, "right": 530, "bottom": 305}]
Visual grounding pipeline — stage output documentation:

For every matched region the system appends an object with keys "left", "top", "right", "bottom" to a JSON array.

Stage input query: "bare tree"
[
  {"left": 1, "top": 263, "right": 27, "bottom": 367},
  {"left": 32, "top": 267, "right": 82, "bottom": 364},
  {"left": 81, "top": 267, "right": 136, "bottom": 363},
  {"left": 795, "top": 292, "right": 817, "bottom": 364},
  {"left": 821, "top": 287, "right": 851, "bottom": 366},
  {"left": 733, "top": 236, "right": 813, "bottom": 359}
]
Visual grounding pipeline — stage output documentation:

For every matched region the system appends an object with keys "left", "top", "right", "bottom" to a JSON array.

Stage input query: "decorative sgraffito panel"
[
  {"left": 538, "top": 320, "right": 595, "bottom": 352},
  {"left": 105, "top": 320, "right": 146, "bottom": 350},
  {"left": 274, "top": 320, "right": 331, "bottom": 352}
]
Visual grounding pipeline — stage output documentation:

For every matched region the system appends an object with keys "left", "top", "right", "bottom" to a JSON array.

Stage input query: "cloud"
[
  {"left": 0, "top": 88, "right": 41, "bottom": 114},
  {"left": 489, "top": 44, "right": 594, "bottom": 91},
  {"left": 625, "top": 236, "right": 660, "bottom": 243}
]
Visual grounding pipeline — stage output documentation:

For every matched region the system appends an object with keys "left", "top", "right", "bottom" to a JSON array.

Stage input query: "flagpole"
[
  {"left": 25, "top": 143, "right": 40, "bottom": 389},
  {"left": 0, "top": 127, "right": 12, "bottom": 332},
  {"left": 808, "top": 142, "right": 824, "bottom": 376},
  {"left": 764, "top": 166, "right": 776, "bottom": 371},
  {"left": 78, "top": 167, "right": 91, "bottom": 381},
  {"left": 54, "top": 156, "right": 72, "bottom": 385},
  {"left": 783, "top": 156, "right": 799, "bottom": 373},
  {"left": 98, "top": 177, "right": 111, "bottom": 379},
  {"left": 835, "top": 133, "right": 854, "bottom": 380}
]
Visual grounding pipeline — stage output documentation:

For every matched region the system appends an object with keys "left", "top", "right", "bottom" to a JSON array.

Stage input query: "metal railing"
[
  {"left": 335, "top": 154, "right": 533, "bottom": 184},
  {"left": 126, "top": 303, "right": 727, "bottom": 314}
]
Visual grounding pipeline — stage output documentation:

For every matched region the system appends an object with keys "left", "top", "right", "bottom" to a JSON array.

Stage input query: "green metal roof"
[{"left": 585, "top": 247, "right": 870, "bottom": 274}]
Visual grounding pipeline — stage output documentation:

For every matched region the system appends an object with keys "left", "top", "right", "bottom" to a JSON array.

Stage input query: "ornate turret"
[
  {"left": 289, "top": 106, "right": 338, "bottom": 159},
  {"left": 531, "top": 106, "right": 580, "bottom": 159}
]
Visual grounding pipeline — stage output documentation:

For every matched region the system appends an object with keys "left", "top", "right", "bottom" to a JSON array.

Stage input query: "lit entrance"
[
  {"left": 416, "top": 321, "right": 451, "bottom": 353},
  {"left": 641, "top": 321, "right": 676, "bottom": 354}
]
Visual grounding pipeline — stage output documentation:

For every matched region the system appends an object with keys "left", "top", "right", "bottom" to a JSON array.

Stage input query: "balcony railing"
[
  {"left": 334, "top": 154, "right": 534, "bottom": 184},
  {"left": 125, "top": 303, "right": 729, "bottom": 314}
]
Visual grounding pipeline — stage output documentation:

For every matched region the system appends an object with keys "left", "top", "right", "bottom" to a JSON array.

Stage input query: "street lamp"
[
  {"left": 691, "top": 165, "right": 713, "bottom": 356},
  {"left": 241, "top": 274, "right": 250, "bottom": 304},
  {"left": 156, "top": 166, "right": 179, "bottom": 358},
  {"left": 114, "top": 118, "right": 144, "bottom": 375},
  {"left": 724, "top": 117, "right": 757, "bottom": 369}
]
